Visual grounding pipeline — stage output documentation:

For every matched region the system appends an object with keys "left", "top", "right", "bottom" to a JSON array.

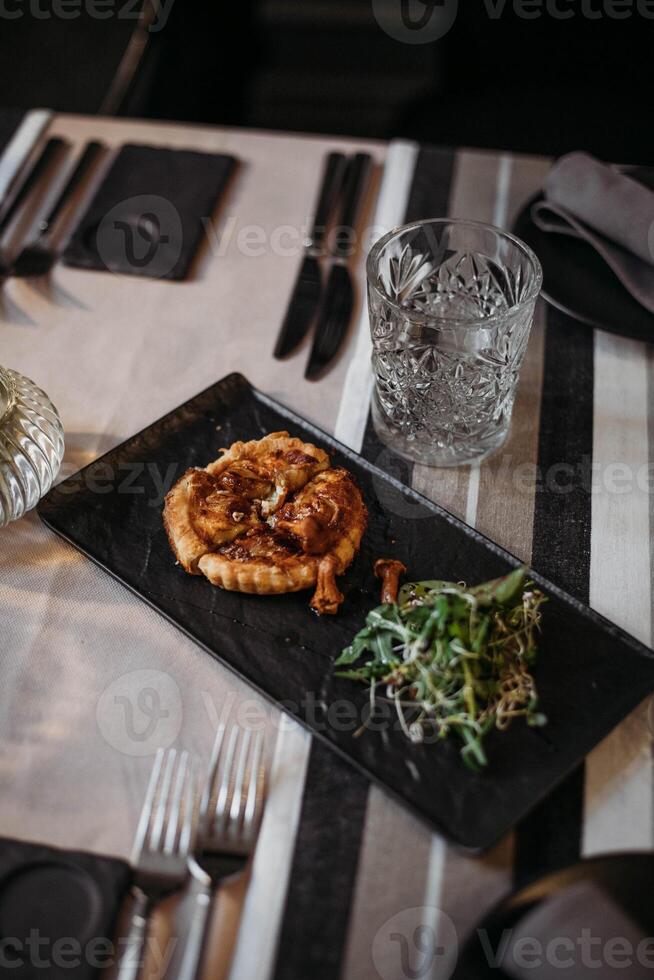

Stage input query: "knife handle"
[
  {"left": 307, "top": 151, "right": 347, "bottom": 254},
  {"left": 163, "top": 867, "right": 213, "bottom": 980},
  {"left": 332, "top": 153, "right": 372, "bottom": 261}
]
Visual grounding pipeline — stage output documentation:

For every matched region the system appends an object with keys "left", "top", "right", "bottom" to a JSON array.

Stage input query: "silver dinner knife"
[{"left": 273, "top": 151, "right": 347, "bottom": 358}]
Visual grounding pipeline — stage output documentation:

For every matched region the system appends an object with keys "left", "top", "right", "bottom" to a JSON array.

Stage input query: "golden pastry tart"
[{"left": 163, "top": 432, "right": 367, "bottom": 614}]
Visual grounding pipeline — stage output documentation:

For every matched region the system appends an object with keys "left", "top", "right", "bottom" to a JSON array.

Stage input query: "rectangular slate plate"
[{"left": 38, "top": 373, "right": 654, "bottom": 850}]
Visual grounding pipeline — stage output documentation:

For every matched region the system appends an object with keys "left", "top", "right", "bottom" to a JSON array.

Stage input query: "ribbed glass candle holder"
[{"left": 0, "top": 366, "right": 65, "bottom": 528}]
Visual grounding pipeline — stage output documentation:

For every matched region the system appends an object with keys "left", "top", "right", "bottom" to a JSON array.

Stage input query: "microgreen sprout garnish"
[{"left": 335, "top": 567, "right": 547, "bottom": 770}]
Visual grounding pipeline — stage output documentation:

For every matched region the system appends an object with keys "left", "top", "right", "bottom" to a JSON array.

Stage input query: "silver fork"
[
  {"left": 165, "top": 725, "right": 265, "bottom": 980},
  {"left": 113, "top": 747, "right": 195, "bottom": 980}
]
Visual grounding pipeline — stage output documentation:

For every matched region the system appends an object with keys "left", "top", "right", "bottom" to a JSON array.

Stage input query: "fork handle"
[
  {"left": 164, "top": 868, "right": 212, "bottom": 980},
  {"left": 307, "top": 152, "right": 347, "bottom": 254},
  {"left": 114, "top": 887, "right": 151, "bottom": 980},
  {"left": 331, "top": 152, "right": 372, "bottom": 260}
]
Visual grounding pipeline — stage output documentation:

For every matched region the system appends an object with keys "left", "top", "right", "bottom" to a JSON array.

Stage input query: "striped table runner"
[{"left": 238, "top": 142, "right": 654, "bottom": 980}]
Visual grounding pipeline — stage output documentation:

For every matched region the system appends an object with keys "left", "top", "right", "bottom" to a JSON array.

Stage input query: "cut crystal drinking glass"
[
  {"left": 0, "top": 366, "right": 65, "bottom": 527},
  {"left": 367, "top": 219, "right": 542, "bottom": 467}
]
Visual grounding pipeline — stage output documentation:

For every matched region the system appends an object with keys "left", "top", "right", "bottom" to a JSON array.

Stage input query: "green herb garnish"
[{"left": 335, "top": 567, "right": 547, "bottom": 770}]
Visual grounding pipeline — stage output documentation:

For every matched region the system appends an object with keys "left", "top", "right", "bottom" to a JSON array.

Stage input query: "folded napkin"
[
  {"left": 64, "top": 144, "right": 237, "bottom": 281},
  {"left": 503, "top": 880, "right": 652, "bottom": 980},
  {"left": 531, "top": 152, "right": 654, "bottom": 314}
]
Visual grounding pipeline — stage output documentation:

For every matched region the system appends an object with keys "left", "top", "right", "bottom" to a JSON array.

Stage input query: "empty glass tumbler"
[{"left": 367, "top": 219, "right": 542, "bottom": 467}]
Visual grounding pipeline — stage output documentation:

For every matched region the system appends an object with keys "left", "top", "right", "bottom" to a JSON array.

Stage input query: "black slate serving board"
[{"left": 38, "top": 374, "right": 654, "bottom": 850}]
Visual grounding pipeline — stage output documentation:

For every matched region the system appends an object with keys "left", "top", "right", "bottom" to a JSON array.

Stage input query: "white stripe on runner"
[
  {"left": 465, "top": 462, "right": 481, "bottom": 528},
  {"left": 424, "top": 833, "right": 447, "bottom": 911},
  {"left": 0, "top": 109, "right": 52, "bottom": 200},
  {"left": 463, "top": 154, "right": 512, "bottom": 533},
  {"left": 422, "top": 836, "right": 454, "bottom": 978},
  {"left": 583, "top": 331, "right": 653, "bottom": 855},
  {"left": 229, "top": 720, "right": 312, "bottom": 980},
  {"left": 492, "top": 155, "right": 513, "bottom": 229},
  {"left": 334, "top": 139, "right": 419, "bottom": 453}
]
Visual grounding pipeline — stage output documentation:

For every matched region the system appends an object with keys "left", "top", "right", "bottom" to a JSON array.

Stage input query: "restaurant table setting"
[{"left": 1, "top": 105, "right": 654, "bottom": 980}]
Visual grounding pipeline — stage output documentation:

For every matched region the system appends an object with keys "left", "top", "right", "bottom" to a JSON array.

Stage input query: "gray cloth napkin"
[
  {"left": 531, "top": 152, "right": 654, "bottom": 314},
  {"left": 502, "top": 880, "right": 654, "bottom": 980}
]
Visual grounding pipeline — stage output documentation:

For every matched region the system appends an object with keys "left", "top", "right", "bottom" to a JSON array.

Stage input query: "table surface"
[{"left": 1, "top": 113, "right": 653, "bottom": 980}]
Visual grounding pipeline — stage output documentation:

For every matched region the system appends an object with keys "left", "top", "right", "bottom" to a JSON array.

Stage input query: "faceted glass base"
[{"left": 372, "top": 392, "right": 511, "bottom": 467}]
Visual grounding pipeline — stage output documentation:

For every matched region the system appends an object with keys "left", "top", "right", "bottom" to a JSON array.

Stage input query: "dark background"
[{"left": 0, "top": 0, "right": 652, "bottom": 161}]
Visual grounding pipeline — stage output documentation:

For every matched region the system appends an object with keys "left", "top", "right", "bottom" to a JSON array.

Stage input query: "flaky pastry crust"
[{"left": 163, "top": 432, "right": 366, "bottom": 613}]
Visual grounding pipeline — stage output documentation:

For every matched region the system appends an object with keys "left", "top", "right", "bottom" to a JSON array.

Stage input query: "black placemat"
[
  {"left": 63, "top": 143, "right": 237, "bottom": 280},
  {"left": 38, "top": 373, "right": 654, "bottom": 850},
  {"left": 0, "top": 837, "right": 130, "bottom": 979}
]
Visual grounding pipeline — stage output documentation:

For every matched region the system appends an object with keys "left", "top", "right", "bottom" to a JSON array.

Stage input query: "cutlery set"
[
  {"left": 274, "top": 150, "right": 373, "bottom": 379},
  {"left": 112, "top": 726, "right": 265, "bottom": 980},
  {"left": 0, "top": 134, "right": 105, "bottom": 283},
  {"left": 1, "top": 130, "right": 372, "bottom": 375}
]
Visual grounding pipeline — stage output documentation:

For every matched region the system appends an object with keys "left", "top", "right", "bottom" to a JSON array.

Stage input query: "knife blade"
[
  {"left": 273, "top": 253, "right": 322, "bottom": 359},
  {"left": 304, "top": 263, "right": 354, "bottom": 381},
  {"left": 305, "top": 152, "right": 372, "bottom": 380},
  {"left": 274, "top": 151, "right": 347, "bottom": 359}
]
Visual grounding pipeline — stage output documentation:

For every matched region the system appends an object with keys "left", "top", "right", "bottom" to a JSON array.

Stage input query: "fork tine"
[
  {"left": 164, "top": 750, "right": 189, "bottom": 855},
  {"left": 178, "top": 763, "right": 196, "bottom": 858},
  {"left": 149, "top": 748, "right": 176, "bottom": 852},
  {"left": 131, "top": 747, "right": 164, "bottom": 863},
  {"left": 198, "top": 725, "right": 226, "bottom": 833},
  {"left": 213, "top": 725, "right": 239, "bottom": 835},
  {"left": 242, "top": 730, "right": 264, "bottom": 841},
  {"left": 228, "top": 728, "right": 252, "bottom": 833}
]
